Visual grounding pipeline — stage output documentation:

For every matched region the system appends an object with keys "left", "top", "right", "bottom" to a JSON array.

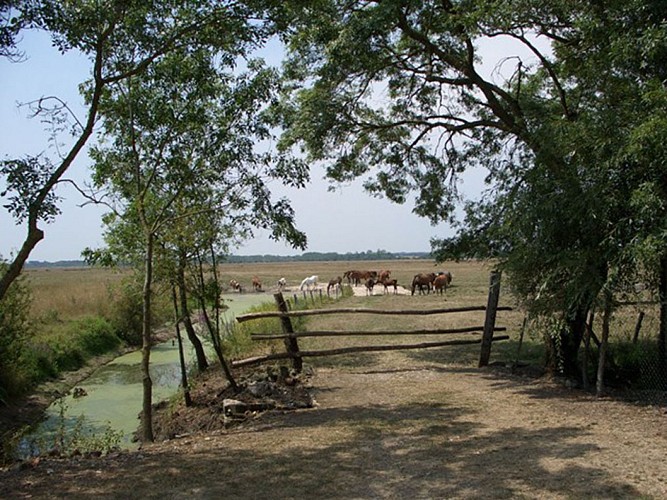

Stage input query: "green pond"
[{"left": 19, "top": 294, "right": 273, "bottom": 458}]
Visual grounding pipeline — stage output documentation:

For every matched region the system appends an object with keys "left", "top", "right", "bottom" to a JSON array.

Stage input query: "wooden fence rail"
[
  {"left": 236, "top": 305, "right": 513, "bottom": 323},
  {"left": 250, "top": 326, "right": 507, "bottom": 340},
  {"left": 233, "top": 272, "right": 512, "bottom": 371}
]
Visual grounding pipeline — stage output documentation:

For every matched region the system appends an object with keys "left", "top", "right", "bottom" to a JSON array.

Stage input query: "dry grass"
[{"left": 25, "top": 267, "right": 128, "bottom": 321}]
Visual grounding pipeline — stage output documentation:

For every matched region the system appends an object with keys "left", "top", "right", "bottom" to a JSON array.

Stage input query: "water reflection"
[{"left": 20, "top": 294, "right": 271, "bottom": 456}]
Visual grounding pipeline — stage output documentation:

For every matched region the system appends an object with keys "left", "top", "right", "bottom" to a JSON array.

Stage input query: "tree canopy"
[{"left": 275, "top": 0, "right": 667, "bottom": 375}]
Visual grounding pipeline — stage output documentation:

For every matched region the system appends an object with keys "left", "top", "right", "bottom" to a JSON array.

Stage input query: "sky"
[{"left": 0, "top": 28, "right": 538, "bottom": 262}]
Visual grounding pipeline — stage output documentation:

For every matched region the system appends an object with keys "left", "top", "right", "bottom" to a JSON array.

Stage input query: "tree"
[
  {"left": 0, "top": 0, "right": 26, "bottom": 60},
  {"left": 91, "top": 42, "right": 307, "bottom": 441},
  {"left": 275, "top": 0, "right": 667, "bottom": 377},
  {"left": 0, "top": 0, "right": 259, "bottom": 301}
]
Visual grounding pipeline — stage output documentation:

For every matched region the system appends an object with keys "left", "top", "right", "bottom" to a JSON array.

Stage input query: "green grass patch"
[{"left": 20, "top": 316, "right": 122, "bottom": 389}]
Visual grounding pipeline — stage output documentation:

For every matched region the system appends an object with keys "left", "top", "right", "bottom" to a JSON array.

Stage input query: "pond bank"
[{"left": 0, "top": 327, "right": 173, "bottom": 457}]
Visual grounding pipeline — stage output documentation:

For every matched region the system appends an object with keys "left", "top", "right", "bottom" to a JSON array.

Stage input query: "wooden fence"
[{"left": 232, "top": 271, "right": 511, "bottom": 372}]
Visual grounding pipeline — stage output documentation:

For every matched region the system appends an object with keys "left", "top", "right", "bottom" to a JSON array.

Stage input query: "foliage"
[
  {"left": 275, "top": 0, "right": 667, "bottom": 376},
  {"left": 0, "top": 260, "right": 33, "bottom": 402},
  {"left": 105, "top": 274, "right": 169, "bottom": 346},
  {"left": 1, "top": 0, "right": 282, "bottom": 302},
  {"left": 21, "top": 315, "right": 120, "bottom": 381}
]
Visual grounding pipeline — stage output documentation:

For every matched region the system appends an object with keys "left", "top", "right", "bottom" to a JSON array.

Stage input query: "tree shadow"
[{"left": 2, "top": 396, "right": 643, "bottom": 498}]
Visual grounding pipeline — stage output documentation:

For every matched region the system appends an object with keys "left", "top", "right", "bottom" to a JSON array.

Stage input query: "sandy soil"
[{"left": 2, "top": 344, "right": 666, "bottom": 499}]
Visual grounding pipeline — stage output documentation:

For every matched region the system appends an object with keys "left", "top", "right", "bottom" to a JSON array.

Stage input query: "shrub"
[
  {"left": 0, "top": 262, "right": 33, "bottom": 402},
  {"left": 105, "top": 275, "right": 171, "bottom": 346},
  {"left": 106, "top": 278, "right": 144, "bottom": 346}
]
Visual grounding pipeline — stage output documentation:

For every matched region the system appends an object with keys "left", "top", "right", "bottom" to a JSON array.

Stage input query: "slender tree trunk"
[
  {"left": 194, "top": 247, "right": 238, "bottom": 391},
  {"left": 177, "top": 251, "right": 208, "bottom": 372},
  {"left": 659, "top": 255, "right": 667, "bottom": 389},
  {"left": 140, "top": 232, "right": 155, "bottom": 442},
  {"left": 171, "top": 284, "right": 192, "bottom": 407},
  {"left": 0, "top": 60, "right": 105, "bottom": 302},
  {"left": 596, "top": 290, "right": 612, "bottom": 396}
]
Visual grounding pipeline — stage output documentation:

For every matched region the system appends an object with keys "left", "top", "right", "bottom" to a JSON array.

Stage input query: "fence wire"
[{"left": 598, "top": 302, "right": 667, "bottom": 406}]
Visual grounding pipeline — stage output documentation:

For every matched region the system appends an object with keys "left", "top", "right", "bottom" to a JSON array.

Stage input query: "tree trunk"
[
  {"left": 171, "top": 285, "right": 192, "bottom": 407},
  {"left": 596, "top": 290, "right": 612, "bottom": 396},
  {"left": 561, "top": 305, "right": 588, "bottom": 378},
  {"left": 0, "top": 48, "right": 106, "bottom": 302},
  {"left": 177, "top": 251, "right": 208, "bottom": 372},
  {"left": 545, "top": 304, "right": 588, "bottom": 377},
  {"left": 140, "top": 233, "right": 155, "bottom": 443},
  {"left": 659, "top": 255, "right": 667, "bottom": 389}
]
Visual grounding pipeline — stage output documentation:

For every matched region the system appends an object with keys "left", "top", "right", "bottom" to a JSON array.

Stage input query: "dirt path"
[{"left": 2, "top": 348, "right": 666, "bottom": 499}]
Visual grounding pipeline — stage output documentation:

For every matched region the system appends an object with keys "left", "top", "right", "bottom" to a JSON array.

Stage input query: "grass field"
[
  {"left": 218, "top": 259, "right": 531, "bottom": 370},
  {"left": 25, "top": 267, "right": 128, "bottom": 321}
]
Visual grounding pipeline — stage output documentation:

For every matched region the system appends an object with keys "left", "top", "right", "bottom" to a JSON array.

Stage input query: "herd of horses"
[{"left": 226, "top": 269, "right": 453, "bottom": 296}]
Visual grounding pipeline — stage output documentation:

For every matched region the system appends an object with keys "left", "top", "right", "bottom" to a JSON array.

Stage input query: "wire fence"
[{"left": 588, "top": 301, "right": 666, "bottom": 406}]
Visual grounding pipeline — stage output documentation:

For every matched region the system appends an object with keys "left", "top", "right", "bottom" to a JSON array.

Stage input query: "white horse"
[
  {"left": 300, "top": 275, "right": 319, "bottom": 291},
  {"left": 277, "top": 277, "right": 287, "bottom": 291}
]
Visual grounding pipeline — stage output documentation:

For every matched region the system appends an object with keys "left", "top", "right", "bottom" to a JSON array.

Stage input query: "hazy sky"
[{"left": 1, "top": 28, "right": 536, "bottom": 262}]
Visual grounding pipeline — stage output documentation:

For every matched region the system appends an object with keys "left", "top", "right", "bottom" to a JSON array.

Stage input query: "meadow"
[{"left": 21, "top": 258, "right": 661, "bottom": 393}]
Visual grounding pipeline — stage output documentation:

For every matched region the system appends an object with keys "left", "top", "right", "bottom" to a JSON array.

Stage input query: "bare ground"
[{"left": 2, "top": 345, "right": 666, "bottom": 499}]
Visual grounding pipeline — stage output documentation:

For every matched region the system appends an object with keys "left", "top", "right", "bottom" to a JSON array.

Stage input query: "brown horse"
[
  {"left": 327, "top": 276, "right": 342, "bottom": 295},
  {"left": 365, "top": 277, "right": 376, "bottom": 295},
  {"left": 345, "top": 270, "right": 377, "bottom": 286},
  {"left": 433, "top": 272, "right": 452, "bottom": 294},
  {"left": 411, "top": 273, "right": 436, "bottom": 295},
  {"left": 252, "top": 276, "right": 262, "bottom": 292},
  {"left": 380, "top": 278, "right": 398, "bottom": 294},
  {"left": 378, "top": 270, "right": 391, "bottom": 282}
]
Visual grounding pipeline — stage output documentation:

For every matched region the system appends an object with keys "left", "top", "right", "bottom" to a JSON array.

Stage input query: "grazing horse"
[
  {"left": 252, "top": 276, "right": 262, "bottom": 292},
  {"left": 433, "top": 272, "right": 452, "bottom": 294},
  {"left": 378, "top": 270, "right": 391, "bottom": 283},
  {"left": 229, "top": 279, "right": 243, "bottom": 293},
  {"left": 300, "top": 275, "right": 319, "bottom": 291},
  {"left": 365, "top": 278, "right": 376, "bottom": 295},
  {"left": 411, "top": 273, "right": 436, "bottom": 295},
  {"left": 345, "top": 270, "right": 377, "bottom": 286},
  {"left": 381, "top": 278, "right": 398, "bottom": 294},
  {"left": 327, "top": 276, "right": 342, "bottom": 295},
  {"left": 277, "top": 277, "right": 287, "bottom": 291}
]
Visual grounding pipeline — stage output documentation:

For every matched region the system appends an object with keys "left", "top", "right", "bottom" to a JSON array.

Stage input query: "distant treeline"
[
  {"left": 25, "top": 251, "right": 431, "bottom": 268},
  {"left": 223, "top": 250, "right": 431, "bottom": 263}
]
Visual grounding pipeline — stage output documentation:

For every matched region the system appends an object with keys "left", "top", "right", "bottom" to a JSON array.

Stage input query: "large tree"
[
  {"left": 274, "top": 0, "right": 667, "bottom": 376},
  {"left": 0, "top": 0, "right": 261, "bottom": 302},
  {"left": 91, "top": 42, "right": 307, "bottom": 440}
]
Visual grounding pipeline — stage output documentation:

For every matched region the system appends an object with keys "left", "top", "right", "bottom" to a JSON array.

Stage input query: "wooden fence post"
[
  {"left": 274, "top": 292, "right": 303, "bottom": 372},
  {"left": 479, "top": 270, "right": 501, "bottom": 367}
]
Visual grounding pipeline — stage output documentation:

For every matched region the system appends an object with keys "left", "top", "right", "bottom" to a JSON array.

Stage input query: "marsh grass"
[{"left": 26, "top": 267, "right": 128, "bottom": 321}]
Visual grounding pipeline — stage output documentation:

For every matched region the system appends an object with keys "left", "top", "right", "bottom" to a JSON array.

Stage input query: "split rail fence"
[{"left": 232, "top": 271, "right": 512, "bottom": 372}]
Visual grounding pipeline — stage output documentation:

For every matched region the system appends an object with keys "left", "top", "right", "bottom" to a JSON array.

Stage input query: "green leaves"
[{"left": 0, "top": 156, "right": 61, "bottom": 223}]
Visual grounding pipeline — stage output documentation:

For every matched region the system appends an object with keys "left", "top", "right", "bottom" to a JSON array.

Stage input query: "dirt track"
[{"left": 2, "top": 347, "right": 666, "bottom": 499}]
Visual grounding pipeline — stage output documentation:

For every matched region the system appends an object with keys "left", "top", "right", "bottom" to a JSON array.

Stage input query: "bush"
[
  {"left": 106, "top": 275, "right": 171, "bottom": 346},
  {"left": 106, "top": 278, "right": 144, "bottom": 346},
  {"left": 0, "top": 263, "right": 33, "bottom": 402},
  {"left": 605, "top": 339, "right": 661, "bottom": 390}
]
